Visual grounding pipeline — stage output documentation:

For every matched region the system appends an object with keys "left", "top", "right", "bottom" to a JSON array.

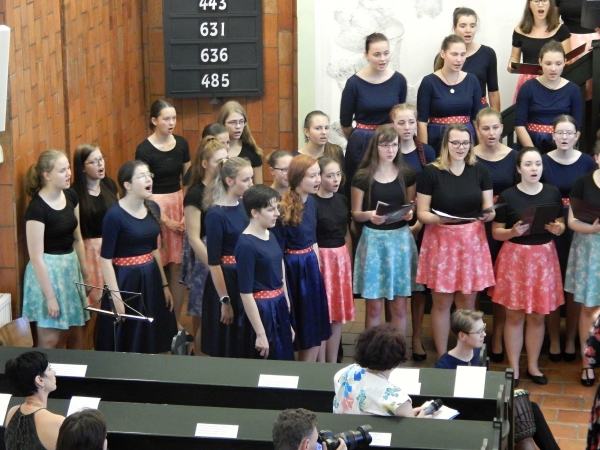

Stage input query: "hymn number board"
[{"left": 163, "top": 0, "right": 263, "bottom": 98}]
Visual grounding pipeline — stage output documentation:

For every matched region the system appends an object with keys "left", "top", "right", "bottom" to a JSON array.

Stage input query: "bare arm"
[
  {"left": 417, "top": 122, "right": 428, "bottom": 145},
  {"left": 208, "top": 265, "right": 234, "bottom": 324},
  {"left": 26, "top": 221, "right": 60, "bottom": 318},
  {"left": 152, "top": 249, "right": 173, "bottom": 311},
  {"left": 184, "top": 205, "right": 208, "bottom": 266},
  {"left": 488, "top": 91, "right": 501, "bottom": 111},
  {"left": 507, "top": 46, "right": 521, "bottom": 73},
  {"left": 567, "top": 206, "right": 600, "bottom": 234},
  {"left": 100, "top": 257, "right": 125, "bottom": 315},
  {"left": 350, "top": 187, "right": 386, "bottom": 225},
  {"left": 240, "top": 293, "right": 269, "bottom": 358},
  {"left": 479, "top": 190, "right": 496, "bottom": 222},
  {"left": 416, "top": 193, "right": 457, "bottom": 225},
  {"left": 561, "top": 38, "right": 571, "bottom": 57},
  {"left": 72, "top": 205, "right": 89, "bottom": 283},
  {"left": 491, "top": 221, "right": 529, "bottom": 241},
  {"left": 252, "top": 166, "right": 264, "bottom": 185},
  {"left": 515, "top": 126, "right": 534, "bottom": 148}
]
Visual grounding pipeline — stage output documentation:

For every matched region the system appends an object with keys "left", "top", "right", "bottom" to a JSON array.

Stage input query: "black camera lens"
[{"left": 318, "top": 425, "right": 372, "bottom": 450}]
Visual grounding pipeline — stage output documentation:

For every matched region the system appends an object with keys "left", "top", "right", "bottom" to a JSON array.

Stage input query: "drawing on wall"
[{"left": 414, "top": 0, "right": 444, "bottom": 19}]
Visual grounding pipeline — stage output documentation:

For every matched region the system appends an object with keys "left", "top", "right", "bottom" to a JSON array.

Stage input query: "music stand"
[{"left": 76, "top": 282, "right": 153, "bottom": 352}]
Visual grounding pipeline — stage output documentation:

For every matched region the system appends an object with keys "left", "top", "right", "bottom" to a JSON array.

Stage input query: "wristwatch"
[{"left": 219, "top": 295, "right": 231, "bottom": 305}]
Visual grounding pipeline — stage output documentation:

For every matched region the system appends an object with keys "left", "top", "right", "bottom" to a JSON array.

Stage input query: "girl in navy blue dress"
[
  {"left": 236, "top": 185, "right": 294, "bottom": 360},
  {"left": 473, "top": 108, "right": 518, "bottom": 362},
  {"left": 541, "top": 115, "right": 597, "bottom": 362},
  {"left": 390, "top": 103, "right": 435, "bottom": 361},
  {"left": 417, "top": 35, "right": 482, "bottom": 155},
  {"left": 200, "top": 157, "right": 253, "bottom": 357},
  {"left": 340, "top": 33, "right": 407, "bottom": 196},
  {"left": 277, "top": 154, "right": 331, "bottom": 362},
  {"left": 515, "top": 40, "right": 582, "bottom": 153},
  {"left": 98, "top": 161, "right": 177, "bottom": 353}
]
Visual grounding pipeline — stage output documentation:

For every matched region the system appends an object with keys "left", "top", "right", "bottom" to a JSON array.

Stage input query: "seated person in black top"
[
  {"left": 435, "top": 309, "right": 483, "bottom": 368},
  {"left": 272, "top": 408, "right": 347, "bottom": 450}
]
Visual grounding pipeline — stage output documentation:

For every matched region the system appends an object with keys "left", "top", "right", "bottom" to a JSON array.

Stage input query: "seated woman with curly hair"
[{"left": 333, "top": 323, "right": 430, "bottom": 417}]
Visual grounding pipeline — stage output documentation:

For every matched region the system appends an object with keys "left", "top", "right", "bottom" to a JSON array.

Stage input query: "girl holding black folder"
[{"left": 490, "top": 147, "right": 565, "bottom": 385}]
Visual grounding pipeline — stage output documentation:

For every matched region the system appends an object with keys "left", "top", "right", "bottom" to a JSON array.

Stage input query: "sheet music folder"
[
  {"left": 510, "top": 44, "right": 588, "bottom": 74},
  {"left": 520, "top": 204, "right": 559, "bottom": 235},
  {"left": 570, "top": 196, "right": 600, "bottom": 224}
]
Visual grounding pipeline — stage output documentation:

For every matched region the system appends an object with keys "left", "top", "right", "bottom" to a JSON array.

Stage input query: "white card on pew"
[
  {"left": 421, "top": 401, "right": 460, "bottom": 420},
  {"left": 453, "top": 366, "right": 486, "bottom": 398},
  {"left": 67, "top": 396, "right": 100, "bottom": 416},
  {"left": 369, "top": 432, "right": 392, "bottom": 447},
  {"left": 195, "top": 423, "right": 239, "bottom": 438},
  {"left": 388, "top": 369, "right": 420, "bottom": 394},
  {"left": 0, "top": 394, "right": 11, "bottom": 422},
  {"left": 51, "top": 363, "right": 87, "bottom": 377},
  {"left": 258, "top": 374, "right": 299, "bottom": 389}
]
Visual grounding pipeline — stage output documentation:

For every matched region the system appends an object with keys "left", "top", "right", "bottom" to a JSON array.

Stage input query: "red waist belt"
[
  {"left": 562, "top": 198, "right": 570, "bottom": 207},
  {"left": 430, "top": 116, "right": 470, "bottom": 125},
  {"left": 284, "top": 246, "right": 313, "bottom": 255},
  {"left": 355, "top": 123, "right": 386, "bottom": 130},
  {"left": 221, "top": 255, "right": 237, "bottom": 264},
  {"left": 113, "top": 253, "right": 153, "bottom": 266},
  {"left": 526, "top": 123, "right": 553, "bottom": 133},
  {"left": 482, "top": 97, "right": 488, "bottom": 105},
  {"left": 493, "top": 195, "right": 499, "bottom": 203},
  {"left": 254, "top": 288, "right": 284, "bottom": 300}
]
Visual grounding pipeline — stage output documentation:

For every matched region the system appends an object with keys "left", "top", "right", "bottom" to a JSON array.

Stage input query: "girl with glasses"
[
  {"left": 97, "top": 161, "right": 177, "bottom": 353},
  {"left": 541, "top": 115, "right": 596, "bottom": 364},
  {"left": 296, "top": 111, "right": 344, "bottom": 169},
  {"left": 351, "top": 125, "right": 422, "bottom": 334},
  {"left": 267, "top": 150, "right": 293, "bottom": 195},
  {"left": 508, "top": 0, "right": 571, "bottom": 101},
  {"left": 490, "top": 147, "right": 565, "bottom": 386},
  {"left": 71, "top": 144, "right": 118, "bottom": 349},
  {"left": 416, "top": 123, "right": 495, "bottom": 357},
  {"left": 217, "top": 100, "right": 264, "bottom": 184}
]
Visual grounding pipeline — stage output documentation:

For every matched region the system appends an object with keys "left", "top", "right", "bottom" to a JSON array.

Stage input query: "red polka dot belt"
[
  {"left": 562, "top": 198, "right": 570, "bottom": 207},
  {"left": 430, "top": 116, "right": 470, "bottom": 125},
  {"left": 284, "top": 246, "right": 313, "bottom": 255},
  {"left": 112, "top": 253, "right": 153, "bottom": 266},
  {"left": 526, "top": 123, "right": 553, "bottom": 134},
  {"left": 221, "top": 255, "right": 237, "bottom": 264},
  {"left": 355, "top": 123, "right": 387, "bottom": 130},
  {"left": 481, "top": 97, "right": 488, "bottom": 105},
  {"left": 253, "top": 287, "right": 284, "bottom": 300}
]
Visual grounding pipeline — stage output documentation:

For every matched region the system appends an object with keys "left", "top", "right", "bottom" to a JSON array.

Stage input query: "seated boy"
[{"left": 435, "top": 309, "right": 484, "bottom": 369}]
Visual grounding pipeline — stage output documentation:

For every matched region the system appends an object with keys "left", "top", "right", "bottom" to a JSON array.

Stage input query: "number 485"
[
  {"left": 202, "top": 73, "right": 229, "bottom": 88},
  {"left": 199, "top": 0, "right": 226, "bottom": 10}
]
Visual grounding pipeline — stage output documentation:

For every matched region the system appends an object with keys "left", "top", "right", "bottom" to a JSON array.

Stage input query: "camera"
[{"left": 318, "top": 424, "right": 372, "bottom": 450}]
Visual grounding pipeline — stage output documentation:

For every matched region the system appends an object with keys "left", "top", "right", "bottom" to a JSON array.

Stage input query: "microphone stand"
[{"left": 76, "top": 282, "right": 153, "bottom": 352}]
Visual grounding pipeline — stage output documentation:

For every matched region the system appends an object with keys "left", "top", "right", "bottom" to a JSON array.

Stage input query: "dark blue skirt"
[
  {"left": 553, "top": 205, "right": 573, "bottom": 279},
  {"left": 238, "top": 292, "right": 294, "bottom": 360},
  {"left": 427, "top": 122, "right": 476, "bottom": 156},
  {"left": 344, "top": 128, "right": 374, "bottom": 196},
  {"left": 96, "top": 259, "right": 177, "bottom": 353},
  {"left": 529, "top": 130, "right": 555, "bottom": 154},
  {"left": 284, "top": 251, "right": 331, "bottom": 351},
  {"left": 201, "top": 263, "right": 244, "bottom": 357}
]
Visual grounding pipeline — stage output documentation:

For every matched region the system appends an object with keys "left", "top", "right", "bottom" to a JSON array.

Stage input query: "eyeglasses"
[
  {"left": 530, "top": 0, "right": 549, "bottom": 4},
  {"left": 553, "top": 131, "right": 576, "bottom": 137},
  {"left": 378, "top": 143, "right": 399, "bottom": 150},
  {"left": 226, "top": 119, "right": 246, "bottom": 127},
  {"left": 135, "top": 172, "right": 154, "bottom": 180},
  {"left": 466, "top": 324, "right": 487, "bottom": 335},
  {"left": 85, "top": 156, "right": 106, "bottom": 167},
  {"left": 272, "top": 167, "right": 288, "bottom": 174},
  {"left": 449, "top": 140, "right": 472, "bottom": 149}
]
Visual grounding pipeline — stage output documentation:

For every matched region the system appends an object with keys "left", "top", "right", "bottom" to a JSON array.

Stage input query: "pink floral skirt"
[
  {"left": 319, "top": 245, "right": 355, "bottom": 323},
  {"left": 84, "top": 237, "right": 104, "bottom": 305},
  {"left": 416, "top": 221, "right": 495, "bottom": 294},
  {"left": 489, "top": 240, "right": 564, "bottom": 314},
  {"left": 151, "top": 191, "right": 184, "bottom": 265},
  {"left": 513, "top": 73, "right": 537, "bottom": 103}
]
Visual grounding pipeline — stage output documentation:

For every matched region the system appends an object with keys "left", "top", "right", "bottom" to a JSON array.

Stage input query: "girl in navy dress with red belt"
[
  {"left": 200, "top": 157, "right": 253, "bottom": 357},
  {"left": 416, "top": 123, "right": 496, "bottom": 356},
  {"left": 135, "top": 99, "right": 191, "bottom": 329},
  {"left": 490, "top": 147, "right": 565, "bottom": 385},
  {"left": 515, "top": 41, "right": 582, "bottom": 154},
  {"left": 391, "top": 104, "right": 435, "bottom": 361},
  {"left": 236, "top": 185, "right": 294, "bottom": 360},
  {"left": 541, "top": 115, "right": 597, "bottom": 362},
  {"left": 276, "top": 154, "right": 331, "bottom": 362},
  {"left": 508, "top": 0, "right": 571, "bottom": 101},
  {"left": 98, "top": 161, "right": 177, "bottom": 353},
  {"left": 417, "top": 35, "right": 482, "bottom": 156},
  {"left": 340, "top": 33, "right": 407, "bottom": 196},
  {"left": 315, "top": 157, "right": 354, "bottom": 363},
  {"left": 473, "top": 108, "right": 518, "bottom": 362},
  {"left": 180, "top": 137, "right": 228, "bottom": 356}
]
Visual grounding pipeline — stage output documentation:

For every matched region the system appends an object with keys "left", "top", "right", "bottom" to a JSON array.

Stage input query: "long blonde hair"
[{"left": 202, "top": 156, "right": 251, "bottom": 210}]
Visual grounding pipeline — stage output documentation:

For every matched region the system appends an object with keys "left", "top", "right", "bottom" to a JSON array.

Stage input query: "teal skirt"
[
  {"left": 565, "top": 232, "right": 600, "bottom": 307},
  {"left": 22, "top": 250, "right": 89, "bottom": 330}
]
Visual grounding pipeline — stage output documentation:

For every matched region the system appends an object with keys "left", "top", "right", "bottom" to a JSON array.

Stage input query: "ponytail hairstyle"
[
  {"left": 72, "top": 143, "right": 118, "bottom": 238},
  {"left": 433, "top": 123, "right": 477, "bottom": 171},
  {"left": 149, "top": 99, "right": 175, "bottom": 131},
  {"left": 267, "top": 150, "right": 291, "bottom": 168},
  {"left": 117, "top": 160, "right": 161, "bottom": 231},
  {"left": 217, "top": 101, "right": 263, "bottom": 156},
  {"left": 202, "top": 156, "right": 251, "bottom": 210},
  {"left": 365, "top": 32, "right": 388, "bottom": 53},
  {"left": 434, "top": 34, "right": 466, "bottom": 71},
  {"left": 26, "top": 150, "right": 67, "bottom": 197},
  {"left": 353, "top": 125, "right": 408, "bottom": 210},
  {"left": 189, "top": 136, "right": 228, "bottom": 186},
  {"left": 201, "top": 122, "right": 228, "bottom": 139},
  {"left": 389, "top": 103, "right": 427, "bottom": 167},
  {"left": 280, "top": 154, "right": 318, "bottom": 227},
  {"left": 519, "top": 0, "right": 558, "bottom": 34}
]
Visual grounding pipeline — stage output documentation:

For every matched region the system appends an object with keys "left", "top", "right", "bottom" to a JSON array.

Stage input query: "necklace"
[
  {"left": 440, "top": 70, "right": 459, "bottom": 94},
  {"left": 537, "top": 77, "right": 560, "bottom": 90},
  {"left": 87, "top": 184, "right": 101, "bottom": 195},
  {"left": 377, "top": 167, "right": 396, "bottom": 183},
  {"left": 24, "top": 400, "right": 45, "bottom": 408}
]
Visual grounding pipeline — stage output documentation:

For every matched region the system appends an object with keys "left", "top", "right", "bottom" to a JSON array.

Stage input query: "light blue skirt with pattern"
[
  {"left": 22, "top": 250, "right": 89, "bottom": 330},
  {"left": 353, "top": 226, "right": 424, "bottom": 300},
  {"left": 565, "top": 232, "right": 600, "bottom": 307},
  {"left": 179, "top": 233, "right": 209, "bottom": 317}
]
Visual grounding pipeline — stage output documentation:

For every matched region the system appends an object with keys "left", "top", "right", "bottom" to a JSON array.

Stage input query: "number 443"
[
  {"left": 199, "top": 0, "right": 226, "bottom": 10},
  {"left": 202, "top": 73, "right": 229, "bottom": 88}
]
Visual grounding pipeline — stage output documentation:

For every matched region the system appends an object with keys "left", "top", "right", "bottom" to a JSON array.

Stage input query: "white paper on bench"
[
  {"left": 195, "top": 423, "right": 239, "bottom": 438},
  {"left": 370, "top": 432, "right": 392, "bottom": 447},
  {"left": 388, "top": 368, "right": 421, "bottom": 395},
  {"left": 51, "top": 363, "right": 87, "bottom": 377},
  {"left": 258, "top": 374, "right": 299, "bottom": 389},
  {"left": 0, "top": 394, "right": 11, "bottom": 421},
  {"left": 67, "top": 396, "right": 101, "bottom": 416},
  {"left": 453, "top": 366, "right": 486, "bottom": 398}
]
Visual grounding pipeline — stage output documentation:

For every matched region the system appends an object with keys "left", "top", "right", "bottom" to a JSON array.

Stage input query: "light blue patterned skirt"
[
  {"left": 179, "top": 233, "right": 209, "bottom": 317},
  {"left": 353, "top": 226, "right": 423, "bottom": 300},
  {"left": 565, "top": 232, "right": 600, "bottom": 307},
  {"left": 22, "top": 250, "right": 89, "bottom": 330}
]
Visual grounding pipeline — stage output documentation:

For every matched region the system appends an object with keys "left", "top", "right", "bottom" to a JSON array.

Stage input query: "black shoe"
[
  {"left": 490, "top": 349, "right": 504, "bottom": 363},
  {"left": 412, "top": 351, "right": 427, "bottom": 362},
  {"left": 581, "top": 368, "right": 595, "bottom": 387},
  {"left": 526, "top": 370, "right": 548, "bottom": 385},
  {"left": 563, "top": 351, "right": 577, "bottom": 362},
  {"left": 513, "top": 378, "right": 519, "bottom": 389},
  {"left": 548, "top": 352, "right": 562, "bottom": 363}
]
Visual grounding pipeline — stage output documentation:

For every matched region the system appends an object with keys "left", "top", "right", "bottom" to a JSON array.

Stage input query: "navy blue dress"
[
  {"left": 463, "top": 45, "right": 499, "bottom": 106},
  {"left": 417, "top": 73, "right": 482, "bottom": 155},
  {"left": 235, "top": 233, "right": 294, "bottom": 360},
  {"left": 541, "top": 153, "right": 597, "bottom": 276},
  {"left": 98, "top": 202, "right": 177, "bottom": 354},
  {"left": 201, "top": 202, "right": 249, "bottom": 357},
  {"left": 273, "top": 195, "right": 331, "bottom": 351},
  {"left": 515, "top": 79, "right": 582, "bottom": 153},
  {"left": 402, "top": 144, "right": 437, "bottom": 178}
]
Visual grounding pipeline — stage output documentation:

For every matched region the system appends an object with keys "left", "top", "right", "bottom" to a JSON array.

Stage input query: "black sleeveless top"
[{"left": 4, "top": 406, "right": 47, "bottom": 450}]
